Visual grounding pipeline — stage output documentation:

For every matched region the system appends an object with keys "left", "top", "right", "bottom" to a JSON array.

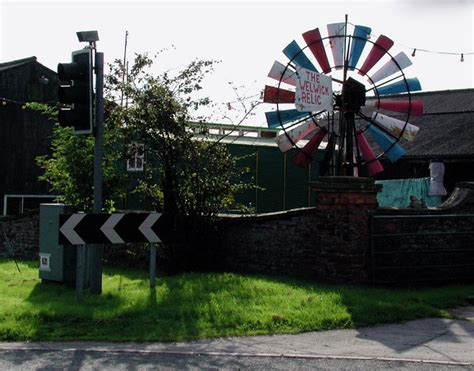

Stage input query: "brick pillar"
[{"left": 310, "top": 176, "right": 381, "bottom": 284}]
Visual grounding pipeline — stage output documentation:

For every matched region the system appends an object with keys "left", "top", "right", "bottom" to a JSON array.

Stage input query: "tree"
[
  {"left": 35, "top": 53, "right": 253, "bottom": 272},
  {"left": 33, "top": 102, "right": 127, "bottom": 213},
  {"left": 106, "top": 53, "right": 252, "bottom": 272}
]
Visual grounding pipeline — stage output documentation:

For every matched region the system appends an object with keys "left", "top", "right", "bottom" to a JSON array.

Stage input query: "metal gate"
[{"left": 370, "top": 213, "right": 474, "bottom": 285}]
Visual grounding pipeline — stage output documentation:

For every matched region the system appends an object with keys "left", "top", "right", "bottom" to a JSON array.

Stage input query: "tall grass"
[{"left": 0, "top": 259, "right": 472, "bottom": 342}]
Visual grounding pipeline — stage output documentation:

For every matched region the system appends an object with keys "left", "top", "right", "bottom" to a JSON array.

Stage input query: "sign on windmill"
[{"left": 295, "top": 66, "right": 333, "bottom": 113}]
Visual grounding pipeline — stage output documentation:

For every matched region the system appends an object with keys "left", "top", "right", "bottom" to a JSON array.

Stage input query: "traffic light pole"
[{"left": 90, "top": 51, "right": 104, "bottom": 295}]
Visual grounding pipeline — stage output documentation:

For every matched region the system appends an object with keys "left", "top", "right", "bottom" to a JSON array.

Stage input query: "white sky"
[{"left": 1, "top": 0, "right": 473, "bottom": 125}]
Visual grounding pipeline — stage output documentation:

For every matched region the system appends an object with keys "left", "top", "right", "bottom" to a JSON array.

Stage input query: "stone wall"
[
  {"left": 2, "top": 180, "right": 473, "bottom": 286},
  {"left": 0, "top": 210, "right": 39, "bottom": 260},
  {"left": 216, "top": 179, "right": 474, "bottom": 285},
  {"left": 0, "top": 209, "right": 150, "bottom": 269},
  {"left": 216, "top": 177, "right": 380, "bottom": 284}
]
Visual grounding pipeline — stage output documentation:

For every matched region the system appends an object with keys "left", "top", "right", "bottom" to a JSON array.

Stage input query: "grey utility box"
[{"left": 39, "top": 203, "right": 88, "bottom": 287}]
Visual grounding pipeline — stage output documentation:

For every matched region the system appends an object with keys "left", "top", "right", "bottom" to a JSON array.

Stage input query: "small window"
[{"left": 127, "top": 143, "right": 145, "bottom": 172}]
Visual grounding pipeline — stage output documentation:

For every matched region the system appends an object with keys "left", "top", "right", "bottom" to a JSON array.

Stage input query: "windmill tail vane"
[{"left": 263, "top": 16, "right": 424, "bottom": 177}]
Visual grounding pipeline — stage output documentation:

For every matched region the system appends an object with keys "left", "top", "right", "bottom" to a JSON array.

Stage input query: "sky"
[{"left": 1, "top": 0, "right": 473, "bottom": 125}]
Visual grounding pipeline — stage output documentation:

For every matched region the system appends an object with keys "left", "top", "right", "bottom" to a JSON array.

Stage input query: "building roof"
[
  {"left": 0, "top": 56, "right": 38, "bottom": 72},
  {"left": 0, "top": 56, "right": 59, "bottom": 102},
  {"left": 191, "top": 122, "right": 327, "bottom": 149},
  {"left": 368, "top": 88, "right": 474, "bottom": 158}
]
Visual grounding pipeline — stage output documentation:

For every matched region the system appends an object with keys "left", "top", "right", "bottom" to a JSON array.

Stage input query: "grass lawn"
[{"left": 0, "top": 258, "right": 473, "bottom": 342}]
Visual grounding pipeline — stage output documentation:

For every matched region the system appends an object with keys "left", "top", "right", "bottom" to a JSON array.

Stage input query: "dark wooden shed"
[{"left": 0, "top": 57, "right": 59, "bottom": 214}]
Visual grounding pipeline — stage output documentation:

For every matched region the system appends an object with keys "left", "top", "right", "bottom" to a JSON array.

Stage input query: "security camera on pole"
[{"left": 57, "top": 30, "right": 104, "bottom": 296}]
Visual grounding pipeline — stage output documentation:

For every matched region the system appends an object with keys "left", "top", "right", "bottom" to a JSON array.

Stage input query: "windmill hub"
[{"left": 340, "top": 77, "right": 366, "bottom": 112}]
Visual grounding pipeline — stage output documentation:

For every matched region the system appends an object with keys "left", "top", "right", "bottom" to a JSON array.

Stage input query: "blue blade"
[
  {"left": 348, "top": 25, "right": 371, "bottom": 70},
  {"left": 265, "top": 109, "right": 310, "bottom": 128},
  {"left": 283, "top": 40, "right": 318, "bottom": 72},
  {"left": 367, "top": 125, "right": 405, "bottom": 163},
  {"left": 377, "top": 78, "right": 422, "bottom": 95}
]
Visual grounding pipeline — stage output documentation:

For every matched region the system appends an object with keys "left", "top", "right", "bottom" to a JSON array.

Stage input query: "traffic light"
[{"left": 57, "top": 49, "right": 93, "bottom": 134}]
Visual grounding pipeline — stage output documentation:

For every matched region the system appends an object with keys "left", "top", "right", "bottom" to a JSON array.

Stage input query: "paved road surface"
[
  {"left": 0, "top": 349, "right": 472, "bottom": 370},
  {"left": 1, "top": 307, "right": 473, "bottom": 370}
]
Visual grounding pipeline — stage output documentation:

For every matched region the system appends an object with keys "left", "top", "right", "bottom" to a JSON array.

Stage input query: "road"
[
  {"left": 1, "top": 307, "right": 473, "bottom": 370},
  {"left": 0, "top": 349, "right": 472, "bottom": 370}
]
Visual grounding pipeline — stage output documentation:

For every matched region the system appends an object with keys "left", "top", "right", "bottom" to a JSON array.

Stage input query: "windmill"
[{"left": 263, "top": 16, "right": 424, "bottom": 177}]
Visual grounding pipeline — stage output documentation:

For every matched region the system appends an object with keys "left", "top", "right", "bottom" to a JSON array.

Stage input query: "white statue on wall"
[{"left": 428, "top": 160, "right": 447, "bottom": 196}]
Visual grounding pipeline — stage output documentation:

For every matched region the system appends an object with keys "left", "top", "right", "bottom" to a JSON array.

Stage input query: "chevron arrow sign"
[{"left": 58, "top": 213, "right": 162, "bottom": 245}]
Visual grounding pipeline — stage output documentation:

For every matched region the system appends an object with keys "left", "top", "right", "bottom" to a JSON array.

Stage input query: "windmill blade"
[
  {"left": 372, "top": 112, "right": 419, "bottom": 142},
  {"left": 263, "top": 85, "right": 295, "bottom": 104},
  {"left": 283, "top": 40, "right": 318, "bottom": 72},
  {"left": 366, "top": 125, "right": 405, "bottom": 163},
  {"left": 265, "top": 109, "right": 311, "bottom": 128},
  {"left": 276, "top": 118, "right": 318, "bottom": 152},
  {"left": 376, "top": 99, "right": 424, "bottom": 116},
  {"left": 302, "top": 28, "right": 331, "bottom": 73},
  {"left": 268, "top": 61, "right": 297, "bottom": 86},
  {"left": 348, "top": 25, "right": 372, "bottom": 70},
  {"left": 377, "top": 77, "right": 422, "bottom": 95},
  {"left": 318, "top": 133, "right": 336, "bottom": 175},
  {"left": 327, "top": 23, "right": 346, "bottom": 70},
  {"left": 358, "top": 35, "right": 394, "bottom": 76},
  {"left": 356, "top": 131, "right": 384, "bottom": 176},
  {"left": 370, "top": 52, "right": 412, "bottom": 84},
  {"left": 293, "top": 127, "right": 328, "bottom": 167}
]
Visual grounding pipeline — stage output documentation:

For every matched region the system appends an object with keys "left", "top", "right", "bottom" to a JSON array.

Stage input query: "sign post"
[
  {"left": 76, "top": 244, "right": 86, "bottom": 301},
  {"left": 59, "top": 213, "right": 162, "bottom": 297},
  {"left": 150, "top": 245, "right": 157, "bottom": 289}
]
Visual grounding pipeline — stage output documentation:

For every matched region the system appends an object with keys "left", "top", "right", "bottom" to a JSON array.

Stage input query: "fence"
[
  {"left": 3, "top": 194, "right": 58, "bottom": 216},
  {"left": 370, "top": 213, "right": 474, "bottom": 285}
]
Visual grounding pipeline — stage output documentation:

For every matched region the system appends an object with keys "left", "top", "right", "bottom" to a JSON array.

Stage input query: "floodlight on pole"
[{"left": 76, "top": 30, "right": 99, "bottom": 45}]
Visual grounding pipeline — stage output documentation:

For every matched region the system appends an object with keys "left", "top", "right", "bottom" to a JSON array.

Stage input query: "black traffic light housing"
[{"left": 57, "top": 49, "right": 93, "bottom": 134}]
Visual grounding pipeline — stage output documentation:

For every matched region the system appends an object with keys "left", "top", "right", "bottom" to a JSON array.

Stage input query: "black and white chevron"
[{"left": 58, "top": 213, "right": 162, "bottom": 245}]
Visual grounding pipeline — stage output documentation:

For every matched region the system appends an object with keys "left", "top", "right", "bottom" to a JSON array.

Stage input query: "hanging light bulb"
[
  {"left": 411, "top": 48, "right": 416, "bottom": 57},
  {"left": 461, "top": 53, "right": 464, "bottom": 62}
]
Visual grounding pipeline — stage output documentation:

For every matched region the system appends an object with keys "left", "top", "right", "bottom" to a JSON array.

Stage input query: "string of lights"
[
  {"left": 0, "top": 97, "right": 58, "bottom": 109},
  {"left": 0, "top": 97, "right": 27, "bottom": 106},
  {"left": 347, "top": 21, "right": 473, "bottom": 61}
]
